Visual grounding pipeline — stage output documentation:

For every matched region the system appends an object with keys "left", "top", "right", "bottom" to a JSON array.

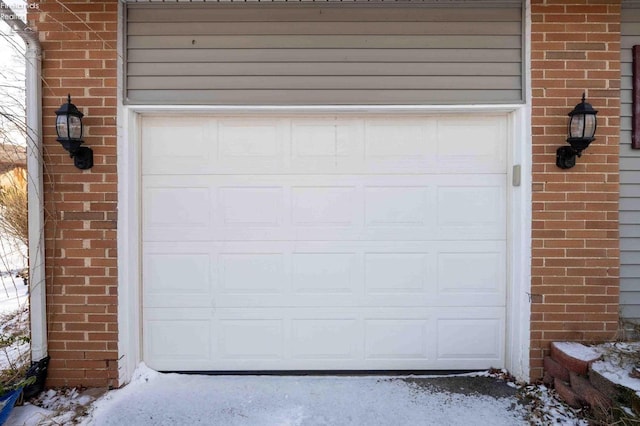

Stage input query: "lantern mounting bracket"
[
  {"left": 70, "top": 146, "right": 93, "bottom": 170},
  {"left": 556, "top": 146, "right": 578, "bottom": 169}
]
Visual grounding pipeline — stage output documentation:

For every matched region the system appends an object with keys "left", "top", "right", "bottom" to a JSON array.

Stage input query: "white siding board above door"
[
  {"left": 127, "top": 62, "right": 523, "bottom": 77},
  {"left": 141, "top": 113, "right": 509, "bottom": 371},
  {"left": 127, "top": 48, "right": 522, "bottom": 64},
  {"left": 125, "top": 3, "right": 523, "bottom": 105},
  {"left": 131, "top": 90, "right": 524, "bottom": 105},
  {"left": 127, "top": 21, "right": 523, "bottom": 36},
  {"left": 126, "top": 5, "right": 523, "bottom": 23}
]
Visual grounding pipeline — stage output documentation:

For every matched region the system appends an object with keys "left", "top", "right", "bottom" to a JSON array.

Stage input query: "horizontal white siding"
[
  {"left": 125, "top": 3, "right": 523, "bottom": 105},
  {"left": 620, "top": 2, "right": 640, "bottom": 321}
]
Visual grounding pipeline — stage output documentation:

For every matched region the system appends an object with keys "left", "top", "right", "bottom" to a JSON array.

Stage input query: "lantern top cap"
[
  {"left": 55, "top": 94, "right": 84, "bottom": 118},
  {"left": 568, "top": 92, "right": 597, "bottom": 117}
]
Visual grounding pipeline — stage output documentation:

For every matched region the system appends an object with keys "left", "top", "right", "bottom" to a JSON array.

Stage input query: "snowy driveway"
[
  {"left": 9, "top": 363, "right": 590, "bottom": 425},
  {"left": 81, "top": 365, "right": 530, "bottom": 426}
]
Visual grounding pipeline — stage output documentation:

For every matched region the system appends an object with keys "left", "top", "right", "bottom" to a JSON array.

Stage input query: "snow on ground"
[
  {"left": 0, "top": 237, "right": 27, "bottom": 316},
  {"left": 4, "top": 403, "right": 51, "bottom": 426},
  {"left": 0, "top": 275, "right": 26, "bottom": 318},
  {"left": 0, "top": 305, "right": 29, "bottom": 372},
  {"left": 591, "top": 342, "right": 640, "bottom": 394},
  {"left": 6, "top": 364, "right": 591, "bottom": 426},
  {"left": 553, "top": 341, "right": 602, "bottom": 363},
  {"left": 0, "top": 239, "right": 27, "bottom": 298},
  {"left": 82, "top": 365, "right": 529, "bottom": 426},
  {"left": 521, "top": 383, "right": 589, "bottom": 426},
  {"left": 4, "top": 388, "right": 87, "bottom": 425},
  {"left": 0, "top": 238, "right": 28, "bottom": 372},
  {"left": 5, "top": 387, "right": 98, "bottom": 426}
]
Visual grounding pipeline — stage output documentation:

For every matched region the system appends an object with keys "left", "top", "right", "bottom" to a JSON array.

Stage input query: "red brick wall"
[
  {"left": 530, "top": 0, "right": 621, "bottom": 381},
  {"left": 30, "top": 0, "right": 119, "bottom": 387}
]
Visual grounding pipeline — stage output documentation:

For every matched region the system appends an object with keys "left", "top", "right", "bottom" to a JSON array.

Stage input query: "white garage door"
[{"left": 141, "top": 113, "right": 509, "bottom": 371}]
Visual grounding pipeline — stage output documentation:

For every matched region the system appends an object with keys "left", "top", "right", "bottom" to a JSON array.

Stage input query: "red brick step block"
[
  {"left": 544, "top": 355, "right": 570, "bottom": 382},
  {"left": 589, "top": 360, "right": 640, "bottom": 417},
  {"left": 551, "top": 342, "right": 602, "bottom": 375},
  {"left": 570, "top": 371, "right": 612, "bottom": 417},
  {"left": 554, "top": 377, "right": 584, "bottom": 409}
]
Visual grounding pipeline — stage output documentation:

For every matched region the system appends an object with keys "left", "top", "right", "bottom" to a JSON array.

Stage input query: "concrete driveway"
[{"left": 80, "top": 366, "right": 531, "bottom": 426}]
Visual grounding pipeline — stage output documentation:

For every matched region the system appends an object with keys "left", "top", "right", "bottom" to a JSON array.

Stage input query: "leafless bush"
[
  {"left": 0, "top": 180, "right": 27, "bottom": 246},
  {"left": 0, "top": 306, "right": 30, "bottom": 393},
  {"left": 0, "top": 19, "right": 31, "bottom": 389}
]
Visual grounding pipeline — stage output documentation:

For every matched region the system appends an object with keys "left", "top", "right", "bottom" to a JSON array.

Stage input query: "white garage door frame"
[{"left": 117, "top": 104, "right": 532, "bottom": 384}]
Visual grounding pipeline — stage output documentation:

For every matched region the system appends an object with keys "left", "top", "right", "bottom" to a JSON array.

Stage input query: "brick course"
[
  {"left": 530, "top": 0, "right": 621, "bottom": 381},
  {"left": 30, "top": 0, "right": 119, "bottom": 388}
]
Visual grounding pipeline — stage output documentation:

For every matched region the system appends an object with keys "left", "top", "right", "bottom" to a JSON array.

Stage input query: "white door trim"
[{"left": 117, "top": 104, "right": 531, "bottom": 383}]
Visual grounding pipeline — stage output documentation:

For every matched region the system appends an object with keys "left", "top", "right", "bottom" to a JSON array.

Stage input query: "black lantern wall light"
[
  {"left": 556, "top": 93, "right": 598, "bottom": 169},
  {"left": 55, "top": 94, "right": 93, "bottom": 170}
]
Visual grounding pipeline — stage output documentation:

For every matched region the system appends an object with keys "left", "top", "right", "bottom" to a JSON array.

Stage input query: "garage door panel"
[
  {"left": 364, "top": 252, "right": 429, "bottom": 294},
  {"left": 220, "top": 253, "right": 286, "bottom": 295},
  {"left": 143, "top": 175, "right": 505, "bottom": 242},
  {"left": 438, "top": 250, "right": 506, "bottom": 295},
  {"left": 364, "top": 119, "right": 435, "bottom": 159},
  {"left": 365, "top": 186, "right": 430, "bottom": 227},
  {"left": 365, "top": 319, "right": 433, "bottom": 360},
  {"left": 292, "top": 186, "right": 360, "bottom": 226},
  {"left": 212, "top": 295, "right": 505, "bottom": 310},
  {"left": 141, "top": 115, "right": 507, "bottom": 176},
  {"left": 292, "top": 320, "right": 360, "bottom": 360},
  {"left": 144, "top": 186, "right": 212, "bottom": 229},
  {"left": 142, "top": 113, "right": 509, "bottom": 371},
  {"left": 217, "top": 319, "right": 285, "bottom": 360},
  {"left": 292, "top": 253, "right": 357, "bottom": 295},
  {"left": 435, "top": 116, "right": 507, "bottom": 173},
  {"left": 220, "top": 187, "right": 283, "bottom": 227},
  {"left": 436, "top": 181, "right": 506, "bottom": 240},
  {"left": 144, "top": 307, "right": 504, "bottom": 371},
  {"left": 291, "top": 119, "right": 362, "bottom": 171},
  {"left": 143, "top": 252, "right": 212, "bottom": 309},
  {"left": 145, "top": 318, "right": 212, "bottom": 367},
  {"left": 141, "top": 116, "right": 215, "bottom": 175},
  {"left": 436, "top": 317, "right": 504, "bottom": 362},
  {"left": 218, "top": 120, "right": 288, "bottom": 173},
  {"left": 144, "top": 240, "right": 505, "bottom": 309},
  {"left": 143, "top": 243, "right": 217, "bottom": 308}
]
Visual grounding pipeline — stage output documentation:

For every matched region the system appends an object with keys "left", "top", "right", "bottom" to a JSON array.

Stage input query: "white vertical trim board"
[
  {"left": 505, "top": 0, "right": 531, "bottom": 381},
  {"left": 117, "top": 1, "right": 142, "bottom": 385},
  {"left": 116, "top": 108, "right": 143, "bottom": 386}
]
